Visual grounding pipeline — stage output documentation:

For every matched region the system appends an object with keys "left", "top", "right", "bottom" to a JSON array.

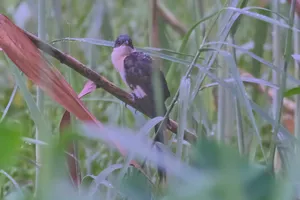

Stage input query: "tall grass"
[
  {"left": 1, "top": 0, "right": 300, "bottom": 199},
  {"left": 35, "top": 0, "right": 46, "bottom": 195}
]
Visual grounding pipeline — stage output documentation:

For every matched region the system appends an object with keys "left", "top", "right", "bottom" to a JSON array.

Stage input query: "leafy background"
[{"left": 0, "top": 0, "right": 300, "bottom": 199}]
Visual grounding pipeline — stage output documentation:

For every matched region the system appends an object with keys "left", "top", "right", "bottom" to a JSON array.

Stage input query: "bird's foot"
[
  {"left": 129, "top": 92, "right": 139, "bottom": 114},
  {"left": 125, "top": 92, "right": 137, "bottom": 108},
  {"left": 129, "top": 92, "right": 137, "bottom": 102}
]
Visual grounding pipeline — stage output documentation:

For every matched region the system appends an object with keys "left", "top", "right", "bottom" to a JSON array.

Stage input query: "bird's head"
[{"left": 114, "top": 34, "right": 134, "bottom": 49}]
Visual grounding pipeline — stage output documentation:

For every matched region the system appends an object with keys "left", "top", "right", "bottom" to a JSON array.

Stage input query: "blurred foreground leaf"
[
  {"left": 165, "top": 138, "right": 278, "bottom": 200},
  {"left": 119, "top": 168, "right": 153, "bottom": 200}
]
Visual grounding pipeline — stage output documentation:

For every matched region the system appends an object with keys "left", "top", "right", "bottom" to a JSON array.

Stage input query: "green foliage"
[
  {"left": 172, "top": 138, "right": 277, "bottom": 200},
  {"left": 0, "top": 122, "right": 21, "bottom": 170},
  {"left": 284, "top": 87, "right": 300, "bottom": 97},
  {"left": 119, "top": 168, "right": 153, "bottom": 200}
]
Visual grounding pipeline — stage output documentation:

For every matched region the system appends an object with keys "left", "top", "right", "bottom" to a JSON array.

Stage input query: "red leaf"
[
  {"left": 60, "top": 80, "right": 97, "bottom": 132},
  {"left": 59, "top": 81, "right": 98, "bottom": 186},
  {"left": 78, "top": 80, "right": 97, "bottom": 98},
  {"left": 0, "top": 15, "right": 97, "bottom": 124}
]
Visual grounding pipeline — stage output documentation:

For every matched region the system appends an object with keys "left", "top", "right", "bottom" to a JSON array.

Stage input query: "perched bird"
[{"left": 111, "top": 34, "right": 170, "bottom": 182}]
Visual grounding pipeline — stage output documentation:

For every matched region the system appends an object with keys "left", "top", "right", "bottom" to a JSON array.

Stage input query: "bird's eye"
[{"left": 116, "top": 41, "right": 121, "bottom": 46}]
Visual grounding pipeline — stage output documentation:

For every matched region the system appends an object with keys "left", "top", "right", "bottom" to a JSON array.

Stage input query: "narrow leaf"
[{"left": 284, "top": 87, "right": 300, "bottom": 97}]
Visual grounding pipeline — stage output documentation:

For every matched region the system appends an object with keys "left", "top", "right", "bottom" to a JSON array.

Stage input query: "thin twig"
[
  {"left": 0, "top": 84, "right": 18, "bottom": 122},
  {"left": 24, "top": 31, "right": 197, "bottom": 143},
  {"left": 156, "top": 1, "right": 187, "bottom": 36}
]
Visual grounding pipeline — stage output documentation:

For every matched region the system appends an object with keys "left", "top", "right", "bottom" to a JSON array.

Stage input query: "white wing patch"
[{"left": 133, "top": 85, "right": 147, "bottom": 99}]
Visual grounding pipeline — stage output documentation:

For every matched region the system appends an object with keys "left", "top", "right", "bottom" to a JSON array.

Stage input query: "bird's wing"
[
  {"left": 124, "top": 52, "right": 170, "bottom": 180},
  {"left": 123, "top": 51, "right": 170, "bottom": 102}
]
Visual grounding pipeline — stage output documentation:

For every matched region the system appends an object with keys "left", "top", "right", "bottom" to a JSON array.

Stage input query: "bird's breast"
[{"left": 111, "top": 52, "right": 127, "bottom": 83}]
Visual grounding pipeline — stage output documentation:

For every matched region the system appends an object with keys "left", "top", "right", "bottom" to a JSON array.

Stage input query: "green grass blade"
[{"left": 6, "top": 58, "right": 51, "bottom": 137}]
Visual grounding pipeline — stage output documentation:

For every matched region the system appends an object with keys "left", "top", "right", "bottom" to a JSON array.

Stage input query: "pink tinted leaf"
[{"left": 78, "top": 80, "right": 97, "bottom": 98}]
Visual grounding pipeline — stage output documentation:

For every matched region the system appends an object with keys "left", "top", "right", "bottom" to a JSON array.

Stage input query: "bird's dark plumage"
[
  {"left": 124, "top": 51, "right": 170, "bottom": 182},
  {"left": 112, "top": 34, "right": 170, "bottom": 182},
  {"left": 124, "top": 51, "right": 170, "bottom": 112},
  {"left": 114, "top": 34, "right": 134, "bottom": 49}
]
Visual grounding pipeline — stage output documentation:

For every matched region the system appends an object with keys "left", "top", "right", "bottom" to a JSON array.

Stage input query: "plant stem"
[
  {"left": 272, "top": 0, "right": 297, "bottom": 173},
  {"left": 35, "top": 0, "right": 46, "bottom": 195},
  {"left": 294, "top": 14, "right": 300, "bottom": 140}
]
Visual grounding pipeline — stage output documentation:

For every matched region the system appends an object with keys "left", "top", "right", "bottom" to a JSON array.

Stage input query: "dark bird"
[{"left": 111, "top": 34, "right": 170, "bottom": 182}]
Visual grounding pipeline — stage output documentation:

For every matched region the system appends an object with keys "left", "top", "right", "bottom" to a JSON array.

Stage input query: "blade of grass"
[
  {"left": 200, "top": 76, "right": 278, "bottom": 90},
  {"left": 271, "top": 0, "right": 281, "bottom": 120},
  {"left": 217, "top": 62, "right": 229, "bottom": 143},
  {"left": 35, "top": 0, "right": 47, "bottom": 195},
  {"left": 235, "top": 96, "right": 245, "bottom": 155},
  {"left": 203, "top": 42, "right": 300, "bottom": 86},
  {"left": 85, "top": 164, "right": 123, "bottom": 196},
  {"left": 22, "top": 137, "right": 48, "bottom": 145},
  {"left": 190, "top": 0, "right": 239, "bottom": 103},
  {"left": 251, "top": 7, "right": 269, "bottom": 103},
  {"left": 293, "top": 14, "right": 300, "bottom": 140},
  {"left": 5, "top": 56, "right": 51, "bottom": 140},
  {"left": 271, "top": 0, "right": 283, "bottom": 173},
  {"left": 0, "top": 170, "right": 23, "bottom": 197},
  {"left": 0, "top": 84, "right": 18, "bottom": 122},
  {"left": 219, "top": 49, "right": 266, "bottom": 162},
  {"left": 271, "top": 0, "right": 297, "bottom": 173},
  {"left": 226, "top": 7, "right": 299, "bottom": 32},
  {"left": 177, "top": 77, "right": 191, "bottom": 160}
]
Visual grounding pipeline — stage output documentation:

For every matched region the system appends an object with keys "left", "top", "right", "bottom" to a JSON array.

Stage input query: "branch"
[
  {"left": 24, "top": 31, "right": 197, "bottom": 143},
  {"left": 156, "top": 1, "right": 187, "bottom": 36}
]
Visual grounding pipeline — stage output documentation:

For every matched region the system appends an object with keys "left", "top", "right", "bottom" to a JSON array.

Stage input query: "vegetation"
[{"left": 0, "top": 0, "right": 300, "bottom": 199}]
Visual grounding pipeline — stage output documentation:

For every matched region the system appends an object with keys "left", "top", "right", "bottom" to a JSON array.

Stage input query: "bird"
[{"left": 111, "top": 34, "right": 170, "bottom": 182}]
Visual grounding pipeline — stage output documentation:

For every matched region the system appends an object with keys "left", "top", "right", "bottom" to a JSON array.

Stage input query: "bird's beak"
[{"left": 124, "top": 40, "right": 129, "bottom": 45}]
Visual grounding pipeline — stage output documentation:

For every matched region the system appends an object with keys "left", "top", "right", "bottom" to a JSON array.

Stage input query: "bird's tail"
[{"left": 154, "top": 115, "right": 169, "bottom": 183}]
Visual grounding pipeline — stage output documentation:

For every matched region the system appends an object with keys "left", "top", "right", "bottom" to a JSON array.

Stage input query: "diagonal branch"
[
  {"left": 156, "top": 1, "right": 187, "bottom": 36},
  {"left": 24, "top": 31, "right": 197, "bottom": 143}
]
